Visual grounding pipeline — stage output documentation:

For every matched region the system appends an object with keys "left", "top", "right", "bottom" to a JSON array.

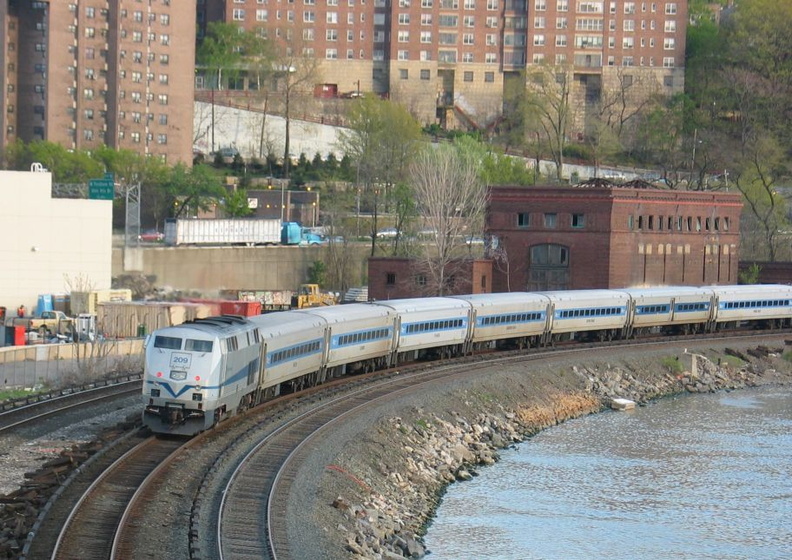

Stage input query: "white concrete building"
[{"left": 0, "top": 168, "right": 112, "bottom": 316}]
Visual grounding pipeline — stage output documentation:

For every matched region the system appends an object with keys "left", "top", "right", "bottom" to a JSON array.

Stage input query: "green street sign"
[{"left": 89, "top": 178, "right": 115, "bottom": 200}]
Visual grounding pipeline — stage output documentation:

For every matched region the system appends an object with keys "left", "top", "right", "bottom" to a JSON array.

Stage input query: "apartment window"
[
  {"left": 83, "top": 88, "right": 94, "bottom": 99},
  {"left": 439, "top": 14, "right": 458, "bottom": 26},
  {"left": 484, "top": 71, "right": 495, "bottom": 82},
  {"left": 623, "top": 37, "right": 634, "bottom": 49},
  {"left": 533, "top": 34, "right": 544, "bottom": 46},
  {"left": 557, "top": 0, "right": 568, "bottom": 10},
  {"left": 399, "top": 68, "right": 409, "bottom": 79},
  {"left": 84, "top": 129, "right": 94, "bottom": 141},
  {"left": 159, "top": 74, "right": 169, "bottom": 85},
  {"left": 556, "top": 53, "right": 567, "bottom": 64},
  {"left": 518, "top": 213, "right": 531, "bottom": 227},
  {"left": 85, "top": 27, "right": 96, "bottom": 38},
  {"left": 664, "top": 20, "right": 676, "bottom": 32},
  {"left": 572, "top": 214, "right": 586, "bottom": 228},
  {"left": 557, "top": 17, "right": 567, "bottom": 28},
  {"left": 160, "top": 14, "right": 170, "bottom": 25},
  {"left": 131, "top": 91, "right": 141, "bottom": 102},
  {"left": 535, "top": 16, "right": 545, "bottom": 28},
  {"left": 665, "top": 2, "right": 676, "bottom": 14},
  {"left": 486, "top": 0, "right": 498, "bottom": 9},
  {"left": 420, "top": 31, "right": 432, "bottom": 43},
  {"left": 556, "top": 35, "right": 567, "bottom": 47},
  {"left": 463, "top": 15, "right": 474, "bottom": 27},
  {"left": 160, "top": 54, "right": 169, "bottom": 65},
  {"left": 624, "top": 20, "right": 634, "bottom": 31},
  {"left": 326, "top": 48, "right": 338, "bottom": 59},
  {"left": 133, "top": 51, "right": 143, "bottom": 63},
  {"left": 533, "top": 53, "right": 545, "bottom": 63},
  {"left": 578, "top": 2, "right": 603, "bottom": 13},
  {"left": 386, "top": 273, "right": 396, "bottom": 286},
  {"left": 664, "top": 37, "right": 675, "bottom": 50},
  {"left": 486, "top": 16, "right": 498, "bottom": 28},
  {"left": 327, "top": 29, "right": 338, "bottom": 41},
  {"left": 422, "top": 0, "right": 433, "bottom": 6},
  {"left": 160, "top": 34, "right": 170, "bottom": 45},
  {"left": 463, "top": 71, "right": 473, "bottom": 82},
  {"left": 131, "top": 132, "right": 141, "bottom": 143},
  {"left": 232, "top": 8, "right": 245, "bottom": 20},
  {"left": 464, "top": 0, "right": 475, "bottom": 8},
  {"left": 327, "top": 12, "right": 338, "bottom": 23},
  {"left": 420, "top": 69, "right": 430, "bottom": 80},
  {"left": 485, "top": 53, "right": 497, "bottom": 64},
  {"left": 398, "top": 13, "right": 410, "bottom": 24},
  {"left": 623, "top": 56, "right": 634, "bottom": 66},
  {"left": 398, "top": 31, "right": 409, "bottom": 42},
  {"left": 536, "top": 0, "right": 546, "bottom": 9},
  {"left": 132, "top": 111, "right": 142, "bottom": 123},
  {"left": 304, "top": 11, "right": 315, "bottom": 21},
  {"left": 134, "top": 11, "right": 143, "bottom": 21},
  {"left": 544, "top": 213, "right": 557, "bottom": 228},
  {"left": 157, "top": 134, "right": 167, "bottom": 144},
  {"left": 624, "top": 1, "right": 635, "bottom": 13}
]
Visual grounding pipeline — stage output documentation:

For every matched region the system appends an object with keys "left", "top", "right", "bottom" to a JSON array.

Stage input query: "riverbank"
[{"left": 302, "top": 340, "right": 792, "bottom": 559}]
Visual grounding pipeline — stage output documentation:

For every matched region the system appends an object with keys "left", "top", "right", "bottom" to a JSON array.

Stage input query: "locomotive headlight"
[
  {"left": 170, "top": 370, "right": 187, "bottom": 381},
  {"left": 151, "top": 388, "right": 161, "bottom": 397}
]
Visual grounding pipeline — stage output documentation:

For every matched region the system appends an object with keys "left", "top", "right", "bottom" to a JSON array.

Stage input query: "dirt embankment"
[{"left": 307, "top": 342, "right": 792, "bottom": 559}]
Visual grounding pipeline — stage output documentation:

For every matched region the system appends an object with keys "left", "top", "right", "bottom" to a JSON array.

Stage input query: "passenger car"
[
  {"left": 139, "top": 229, "right": 164, "bottom": 242},
  {"left": 376, "top": 227, "right": 399, "bottom": 238}
]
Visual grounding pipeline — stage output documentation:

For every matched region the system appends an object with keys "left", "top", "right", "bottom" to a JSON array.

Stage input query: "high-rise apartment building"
[
  {"left": 1, "top": 0, "right": 195, "bottom": 164},
  {"left": 203, "top": 0, "right": 686, "bottom": 133}
]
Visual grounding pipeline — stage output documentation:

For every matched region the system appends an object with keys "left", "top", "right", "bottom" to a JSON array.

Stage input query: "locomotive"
[{"left": 143, "top": 284, "right": 792, "bottom": 435}]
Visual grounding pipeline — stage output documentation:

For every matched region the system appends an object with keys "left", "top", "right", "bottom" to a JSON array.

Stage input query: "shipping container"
[
  {"left": 164, "top": 218, "right": 281, "bottom": 246},
  {"left": 219, "top": 300, "right": 262, "bottom": 316},
  {"left": 71, "top": 289, "right": 133, "bottom": 316}
]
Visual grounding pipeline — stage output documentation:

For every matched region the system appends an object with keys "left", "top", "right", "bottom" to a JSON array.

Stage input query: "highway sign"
[{"left": 89, "top": 178, "right": 115, "bottom": 200}]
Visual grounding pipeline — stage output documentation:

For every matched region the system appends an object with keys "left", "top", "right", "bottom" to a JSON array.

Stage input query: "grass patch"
[
  {"left": 720, "top": 355, "right": 745, "bottom": 368},
  {"left": 0, "top": 388, "right": 33, "bottom": 402},
  {"left": 783, "top": 351, "right": 792, "bottom": 363},
  {"left": 414, "top": 418, "right": 430, "bottom": 430},
  {"left": 661, "top": 355, "right": 683, "bottom": 374}
]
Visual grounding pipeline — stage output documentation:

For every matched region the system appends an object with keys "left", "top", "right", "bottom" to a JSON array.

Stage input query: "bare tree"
[
  {"left": 524, "top": 65, "right": 575, "bottom": 181},
  {"left": 409, "top": 138, "right": 489, "bottom": 295}
]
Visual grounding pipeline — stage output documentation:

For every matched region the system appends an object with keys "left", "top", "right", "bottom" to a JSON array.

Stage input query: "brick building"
[
  {"left": 487, "top": 182, "right": 742, "bottom": 291},
  {"left": 200, "top": 0, "right": 687, "bottom": 132},
  {"left": 368, "top": 257, "right": 493, "bottom": 300},
  {"left": 1, "top": 0, "right": 195, "bottom": 164}
]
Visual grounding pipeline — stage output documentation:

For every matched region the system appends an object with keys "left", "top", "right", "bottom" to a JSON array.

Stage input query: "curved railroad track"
[
  {"left": 0, "top": 377, "right": 141, "bottom": 433},
  {"left": 50, "top": 436, "right": 185, "bottom": 560}
]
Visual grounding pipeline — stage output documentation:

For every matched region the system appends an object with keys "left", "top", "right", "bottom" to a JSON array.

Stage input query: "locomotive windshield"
[
  {"left": 186, "top": 339, "right": 214, "bottom": 352},
  {"left": 154, "top": 335, "right": 182, "bottom": 350}
]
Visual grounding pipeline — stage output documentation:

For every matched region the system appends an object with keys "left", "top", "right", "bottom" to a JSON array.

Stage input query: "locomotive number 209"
[{"left": 170, "top": 352, "right": 192, "bottom": 370}]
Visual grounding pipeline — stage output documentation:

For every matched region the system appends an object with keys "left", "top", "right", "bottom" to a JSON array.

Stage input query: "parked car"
[
  {"left": 464, "top": 236, "right": 485, "bottom": 246},
  {"left": 376, "top": 227, "right": 399, "bottom": 238},
  {"left": 139, "top": 229, "right": 164, "bottom": 242}
]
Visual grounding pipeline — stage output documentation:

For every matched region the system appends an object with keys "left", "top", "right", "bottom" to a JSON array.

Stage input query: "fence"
[{"left": 0, "top": 339, "right": 144, "bottom": 391}]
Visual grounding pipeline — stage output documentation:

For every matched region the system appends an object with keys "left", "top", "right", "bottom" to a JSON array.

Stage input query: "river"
[{"left": 424, "top": 387, "right": 792, "bottom": 559}]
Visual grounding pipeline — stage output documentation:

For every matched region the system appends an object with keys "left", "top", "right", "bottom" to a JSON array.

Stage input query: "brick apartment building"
[
  {"left": 487, "top": 182, "right": 743, "bottom": 291},
  {"left": 1, "top": 0, "right": 195, "bottom": 164},
  {"left": 200, "top": 0, "right": 687, "bottom": 131}
]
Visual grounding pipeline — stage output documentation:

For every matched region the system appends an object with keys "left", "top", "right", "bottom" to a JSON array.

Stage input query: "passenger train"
[{"left": 143, "top": 284, "right": 792, "bottom": 435}]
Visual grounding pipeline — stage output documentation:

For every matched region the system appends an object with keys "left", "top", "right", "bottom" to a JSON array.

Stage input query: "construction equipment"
[{"left": 291, "top": 284, "right": 337, "bottom": 309}]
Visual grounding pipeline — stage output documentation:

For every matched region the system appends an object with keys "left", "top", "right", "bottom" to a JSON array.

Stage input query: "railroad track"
[
  {"left": 0, "top": 377, "right": 142, "bottom": 433},
  {"left": 50, "top": 436, "right": 186, "bottom": 560}
]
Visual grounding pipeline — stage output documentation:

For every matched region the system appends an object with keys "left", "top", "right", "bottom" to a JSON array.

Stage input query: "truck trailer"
[{"left": 164, "top": 218, "right": 282, "bottom": 246}]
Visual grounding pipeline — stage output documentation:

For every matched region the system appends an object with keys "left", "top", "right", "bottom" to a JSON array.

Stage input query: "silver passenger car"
[{"left": 452, "top": 292, "right": 551, "bottom": 349}]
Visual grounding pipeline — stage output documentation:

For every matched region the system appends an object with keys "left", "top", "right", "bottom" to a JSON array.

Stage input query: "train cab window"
[
  {"left": 154, "top": 335, "right": 181, "bottom": 349},
  {"left": 226, "top": 336, "right": 239, "bottom": 351},
  {"left": 185, "top": 339, "right": 213, "bottom": 352}
]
